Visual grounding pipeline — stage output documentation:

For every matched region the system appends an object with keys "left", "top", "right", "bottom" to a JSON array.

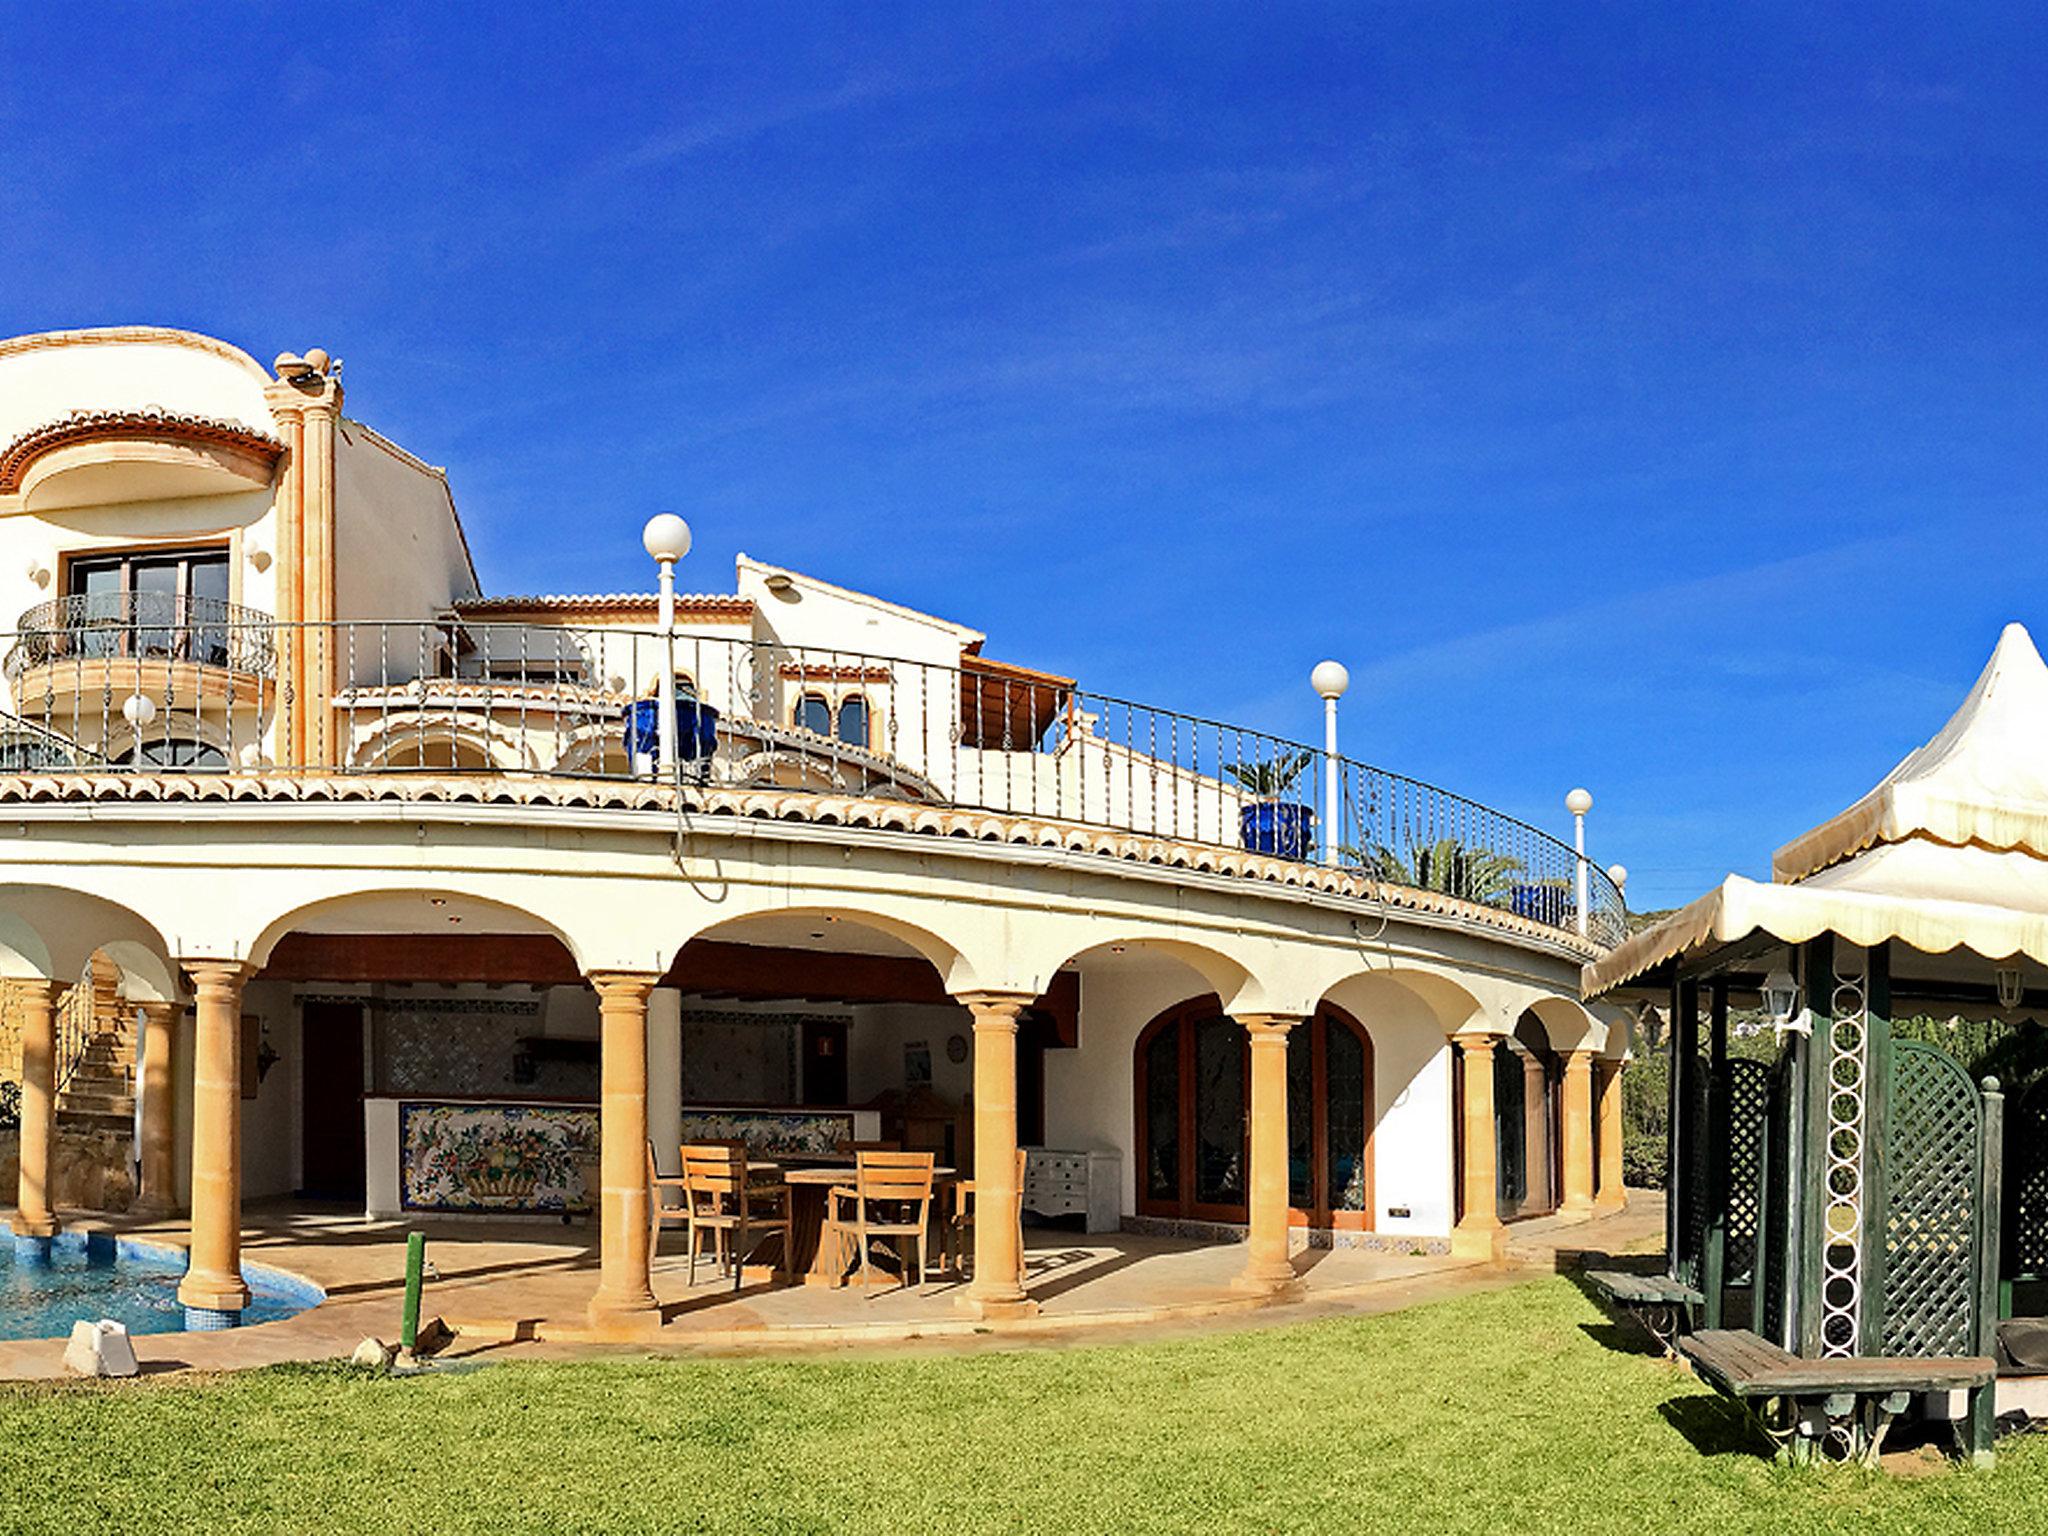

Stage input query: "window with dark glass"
[
  {"left": 837, "top": 694, "right": 869, "bottom": 747},
  {"left": 793, "top": 692, "right": 831, "bottom": 735}
]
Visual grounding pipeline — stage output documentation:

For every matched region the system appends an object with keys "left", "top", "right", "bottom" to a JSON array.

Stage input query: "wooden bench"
[
  {"left": 1680, "top": 1328, "right": 1998, "bottom": 1466},
  {"left": 1583, "top": 1268, "right": 1703, "bottom": 1354}
]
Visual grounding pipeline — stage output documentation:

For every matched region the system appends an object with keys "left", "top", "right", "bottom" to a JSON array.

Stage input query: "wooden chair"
[
  {"left": 647, "top": 1142, "right": 691, "bottom": 1253},
  {"left": 825, "top": 1150, "right": 936, "bottom": 1292},
  {"left": 945, "top": 1146, "right": 1028, "bottom": 1284},
  {"left": 679, "top": 1142, "right": 791, "bottom": 1292}
]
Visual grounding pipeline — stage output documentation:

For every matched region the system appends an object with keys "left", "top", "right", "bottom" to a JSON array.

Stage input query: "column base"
[
  {"left": 1451, "top": 1223, "right": 1506, "bottom": 1261},
  {"left": 955, "top": 1291, "right": 1040, "bottom": 1322},
  {"left": 586, "top": 1293, "right": 663, "bottom": 1339},
  {"left": 11, "top": 1234, "right": 55, "bottom": 1266},
  {"left": 1559, "top": 1197, "right": 1598, "bottom": 1221},
  {"left": 1593, "top": 1192, "right": 1628, "bottom": 1216},
  {"left": 10, "top": 1214, "right": 58, "bottom": 1242},
  {"left": 177, "top": 1271, "right": 252, "bottom": 1316},
  {"left": 1231, "top": 1267, "right": 1303, "bottom": 1299},
  {"left": 184, "top": 1306, "right": 243, "bottom": 1332}
]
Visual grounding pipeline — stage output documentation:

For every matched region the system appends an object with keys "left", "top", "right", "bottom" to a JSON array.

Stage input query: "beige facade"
[{"left": 0, "top": 325, "right": 1629, "bottom": 1332}]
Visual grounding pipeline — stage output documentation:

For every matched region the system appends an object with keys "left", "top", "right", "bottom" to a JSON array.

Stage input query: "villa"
[{"left": 0, "top": 326, "right": 1630, "bottom": 1342}]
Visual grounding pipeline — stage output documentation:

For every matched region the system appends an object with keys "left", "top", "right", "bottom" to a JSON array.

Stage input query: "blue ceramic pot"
[
  {"left": 1239, "top": 800, "right": 1315, "bottom": 860},
  {"left": 623, "top": 698, "right": 719, "bottom": 764}
]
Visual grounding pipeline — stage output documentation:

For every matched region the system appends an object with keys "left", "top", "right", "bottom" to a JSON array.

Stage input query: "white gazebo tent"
[{"left": 1586, "top": 622, "right": 2048, "bottom": 1461}]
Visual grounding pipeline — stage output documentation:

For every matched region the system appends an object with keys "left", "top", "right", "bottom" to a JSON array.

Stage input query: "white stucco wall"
[
  {"left": 0, "top": 330, "right": 274, "bottom": 449},
  {"left": 333, "top": 424, "right": 478, "bottom": 656}
]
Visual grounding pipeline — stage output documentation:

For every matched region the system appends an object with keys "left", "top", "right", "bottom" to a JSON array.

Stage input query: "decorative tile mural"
[
  {"left": 400, "top": 1100, "right": 597, "bottom": 1214},
  {"left": 679, "top": 1109, "right": 856, "bottom": 1160}
]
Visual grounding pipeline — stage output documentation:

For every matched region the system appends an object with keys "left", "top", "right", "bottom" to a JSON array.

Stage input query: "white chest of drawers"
[{"left": 1020, "top": 1147, "right": 1122, "bottom": 1233}]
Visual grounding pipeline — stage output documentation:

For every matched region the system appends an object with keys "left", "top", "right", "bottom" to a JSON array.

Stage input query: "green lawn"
[{"left": 0, "top": 1278, "right": 2038, "bottom": 1535}]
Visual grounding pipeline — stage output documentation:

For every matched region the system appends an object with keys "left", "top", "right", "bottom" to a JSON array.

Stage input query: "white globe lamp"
[
  {"left": 1310, "top": 659, "right": 1349, "bottom": 700},
  {"left": 641, "top": 513, "right": 692, "bottom": 564}
]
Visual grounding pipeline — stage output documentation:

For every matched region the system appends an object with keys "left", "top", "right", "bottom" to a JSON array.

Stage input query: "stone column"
[
  {"left": 1521, "top": 1054, "right": 1550, "bottom": 1214},
  {"left": 10, "top": 980, "right": 62, "bottom": 1251},
  {"left": 960, "top": 993, "right": 1036, "bottom": 1317},
  {"left": 1594, "top": 1059, "right": 1628, "bottom": 1214},
  {"left": 176, "top": 963, "right": 251, "bottom": 1327},
  {"left": 646, "top": 987, "right": 684, "bottom": 1179},
  {"left": 1236, "top": 1013, "right": 1305, "bottom": 1294},
  {"left": 587, "top": 972, "right": 661, "bottom": 1334},
  {"left": 131, "top": 1001, "right": 183, "bottom": 1218},
  {"left": 1561, "top": 1049, "right": 1597, "bottom": 1216},
  {"left": 1452, "top": 1032, "right": 1505, "bottom": 1259},
  {"left": 300, "top": 381, "right": 341, "bottom": 765}
]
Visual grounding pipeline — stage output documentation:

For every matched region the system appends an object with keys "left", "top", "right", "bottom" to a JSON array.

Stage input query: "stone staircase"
[{"left": 54, "top": 956, "right": 137, "bottom": 1136}]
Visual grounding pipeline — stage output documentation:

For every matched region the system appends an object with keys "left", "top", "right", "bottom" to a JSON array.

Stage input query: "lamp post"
[
  {"left": 1311, "top": 660, "right": 1349, "bottom": 867},
  {"left": 641, "top": 514, "right": 693, "bottom": 781},
  {"left": 1566, "top": 788, "right": 1593, "bottom": 937}
]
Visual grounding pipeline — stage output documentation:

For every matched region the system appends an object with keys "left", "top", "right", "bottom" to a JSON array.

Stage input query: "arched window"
[
  {"left": 793, "top": 692, "right": 831, "bottom": 736},
  {"left": 115, "top": 738, "right": 229, "bottom": 770},
  {"left": 1134, "top": 997, "right": 1374, "bottom": 1229},
  {"left": 836, "top": 694, "right": 869, "bottom": 747}
]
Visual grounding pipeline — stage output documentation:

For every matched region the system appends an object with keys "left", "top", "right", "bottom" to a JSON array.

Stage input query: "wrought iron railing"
[
  {"left": 0, "top": 616, "right": 1626, "bottom": 946},
  {"left": 7, "top": 593, "right": 276, "bottom": 682}
]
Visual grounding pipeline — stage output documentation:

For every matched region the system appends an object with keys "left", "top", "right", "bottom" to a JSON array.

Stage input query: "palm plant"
[
  {"left": 1362, "top": 837, "right": 1527, "bottom": 904},
  {"left": 1222, "top": 748, "right": 1313, "bottom": 799}
]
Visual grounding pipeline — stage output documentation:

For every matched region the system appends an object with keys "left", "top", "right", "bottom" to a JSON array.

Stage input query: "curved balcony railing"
[
  {"left": 6, "top": 593, "right": 277, "bottom": 682},
  {"left": 0, "top": 617, "right": 1626, "bottom": 946}
]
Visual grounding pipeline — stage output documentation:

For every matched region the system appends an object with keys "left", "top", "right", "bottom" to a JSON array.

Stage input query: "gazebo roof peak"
[{"left": 1775, "top": 621, "right": 2048, "bottom": 883}]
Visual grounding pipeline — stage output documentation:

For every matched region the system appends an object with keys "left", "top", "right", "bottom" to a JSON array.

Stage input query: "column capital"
[
  {"left": 955, "top": 991, "right": 1036, "bottom": 1026},
  {"left": 179, "top": 959, "right": 252, "bottom": 991},
  {"left": 1453, "top": 1030, "right": 1506, "bottom": 1053},
  {"left": 1234, "top": 1012, "right": 1307, "bottom": 1042},
  {"left": 8, "top": 977, "right": 62, "bottom": 1005},
  {"left": 1562, "top": 1048, "right": 1598, "bottom": 1071},
  {"left": 587, "top": 970, "right": 661, "bottom": 1001}
]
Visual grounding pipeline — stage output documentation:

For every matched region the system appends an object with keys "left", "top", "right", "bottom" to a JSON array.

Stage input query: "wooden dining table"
[{"left": 779, "top": 1165, "right": 956, "bottom": 1287}]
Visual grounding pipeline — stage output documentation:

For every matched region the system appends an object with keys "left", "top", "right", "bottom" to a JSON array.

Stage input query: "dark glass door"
[{"left": 1136, "top": 1001, "right": 1373, "bottom": 1228}]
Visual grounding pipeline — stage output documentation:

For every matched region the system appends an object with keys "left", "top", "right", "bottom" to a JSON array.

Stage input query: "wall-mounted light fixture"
[
  {"left": 24, "top": 558, "right": 49, "bottom": 589},
  {"left": 1761, "top": 966, "right": 1808, "bottom": 1037},
  {"left": 1998, "top": 966, "right": 2026, "bottom": 1012}
]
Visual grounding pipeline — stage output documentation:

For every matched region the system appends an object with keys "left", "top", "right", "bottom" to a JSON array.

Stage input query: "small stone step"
[
  {"left": 55, "top": 1108, "right": 135, "bottom": 1135},
  {"left": 59, "top": 1075, "right": 132, "bottom": 1096},
  {"left": 56, "top": 1090, "right": 135, "bottom": 1118}
]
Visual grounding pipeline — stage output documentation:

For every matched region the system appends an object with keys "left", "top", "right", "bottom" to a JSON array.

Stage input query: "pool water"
[{"left": 0, "top": 1232, "right": 321, "bottom": 1341}]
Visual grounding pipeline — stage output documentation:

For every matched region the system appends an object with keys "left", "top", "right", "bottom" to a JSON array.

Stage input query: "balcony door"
[{"left": 67, "top": 546, "right": 231, "bottom": 665}]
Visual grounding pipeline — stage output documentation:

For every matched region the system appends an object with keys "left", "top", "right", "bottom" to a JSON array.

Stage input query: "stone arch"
[
  {"left": 246, "top": 885, "right": 585, "bottom": 972},
  {"left": 675, "top": 903, "right": 977, "bottom": 996},
  {"left": 348, "top": 712, "right": 531, "bottom": 773},
  {"left": 0, "top": 884, "right": 176, "bottom": 987},
  {"left": 1527, "top": 994, "right": 1604, "bottom": 1055}
]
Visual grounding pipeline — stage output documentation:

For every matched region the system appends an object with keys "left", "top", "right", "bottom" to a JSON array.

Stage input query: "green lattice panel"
[
  {"left": 1881, "top": 1041, "right": 1982, "bottom": 1360},
  {"left": 2008, "top": 1078, "right": 2048, "bottom": 1277},
  {"left": 1677, "top": 1059, "right": 1710, "bottom": 1288},
  {"left": 1722, "top": 1057, "right": 1769, "bottom": 1286}
]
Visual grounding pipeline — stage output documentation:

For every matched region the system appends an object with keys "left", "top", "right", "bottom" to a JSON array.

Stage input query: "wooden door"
[{"left": 300, "top": 1000, "right": 366, "bottom": 1201}]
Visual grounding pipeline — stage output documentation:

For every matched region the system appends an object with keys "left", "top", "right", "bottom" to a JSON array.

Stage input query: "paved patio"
[{"left": 0, "top": 1196, "right": 1664, "bottom": 1381}]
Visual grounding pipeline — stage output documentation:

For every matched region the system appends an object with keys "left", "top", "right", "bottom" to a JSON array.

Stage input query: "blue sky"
[{"left": 2, "top": 6, "right": 2044, "bottom": 909}]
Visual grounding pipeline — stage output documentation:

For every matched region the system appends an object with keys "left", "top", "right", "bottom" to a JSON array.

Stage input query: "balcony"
[
  {"left": 4, "top": 593, "right": 278, "bottom": 729},
  {"left": 0, "top": 614, "right": 1625, "bottom": 946}
]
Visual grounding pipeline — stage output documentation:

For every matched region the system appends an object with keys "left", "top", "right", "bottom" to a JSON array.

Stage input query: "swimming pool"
[{"left": 0, "top": 1232, "right": 322, "bottom": 1341}]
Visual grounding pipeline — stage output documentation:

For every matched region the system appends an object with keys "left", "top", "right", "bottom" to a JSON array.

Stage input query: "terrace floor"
[{"left": 0, "top": 1197, "right": 1664, "bottom": 1381}]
